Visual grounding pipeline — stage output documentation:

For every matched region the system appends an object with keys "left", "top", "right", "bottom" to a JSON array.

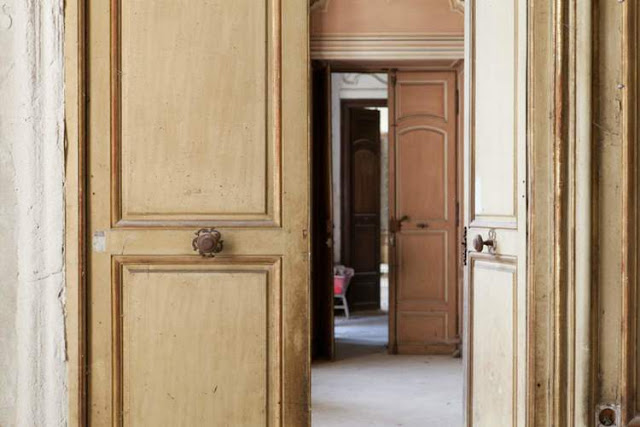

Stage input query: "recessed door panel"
[
  {"left": 117, "top": 260, "right": 280, "bottom": 426},
  {"left": 397, "top": 81, "right": 447, "bottom": 121},
  {"left": 397, "top": 312, "right": 448, "bottom": 346},
  {"left": 397, "top": 232, "right": 447, "bottom": 302},
  {"left": 114, "top": 0, "right": 279, "bottom": 226},
  {"left": 471, "top": 0, "right": 517, "bottom": 227},
  {"left": 469, "top": 258, "right": 516, "bottom": 426},
  {"left": 397, "top": 128, "right": 448, "bottom": 221}
]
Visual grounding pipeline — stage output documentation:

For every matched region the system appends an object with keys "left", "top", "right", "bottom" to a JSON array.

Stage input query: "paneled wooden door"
[
  {"left": 342, "top": 103, "right": 383, "bottom": 311},
  {"left": 463, "top": 0, "right": 527, "bottom": 425},
  {"left": 389, "top": 71, "right": 459, "bottom": 355},
  {"left": 85, "top": 0, "right": 309, "bottom": 425}
]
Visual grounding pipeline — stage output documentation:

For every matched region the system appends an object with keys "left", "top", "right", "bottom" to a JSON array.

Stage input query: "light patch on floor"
[{"left": 312, "top": 314, "right": 463, "bottom": 426}]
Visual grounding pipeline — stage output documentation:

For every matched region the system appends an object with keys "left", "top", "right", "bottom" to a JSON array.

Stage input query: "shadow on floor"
[
  {"left": 312, "top": 312, "right": 463, "bottom": 427},
  {"left": 333, "top": 312, "right": 388, "bottom": 360}
]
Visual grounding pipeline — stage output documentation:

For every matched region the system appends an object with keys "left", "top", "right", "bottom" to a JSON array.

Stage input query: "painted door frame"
[{"left": 64, "top": 0, "right": 618, "bottom": 425}]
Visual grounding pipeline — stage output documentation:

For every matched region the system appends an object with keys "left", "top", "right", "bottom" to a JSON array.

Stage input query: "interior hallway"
[{"left": 312, "top": 314, "right": 463, "bottom": 426}]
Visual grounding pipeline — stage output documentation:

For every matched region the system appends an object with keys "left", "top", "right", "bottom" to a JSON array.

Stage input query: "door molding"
[
  {"left": 528, "top": 0, "right": 599, "bottom": 425},
  {"left": 64, "top": 0, "right": 87, "bottom": 423},
  {"left": 311, "top": 34, "right": 464, "bottom": 62},
  {"left": 620, "top": 1, "right": 638, "bottom": 425}
]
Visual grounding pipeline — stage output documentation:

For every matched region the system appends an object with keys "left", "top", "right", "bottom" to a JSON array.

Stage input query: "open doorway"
[
  {"left": 309, "top": 3, "right": 466, "bottom": 425},
  {"left": 311, "top": 68, "right": 464, "bottom": 425}
]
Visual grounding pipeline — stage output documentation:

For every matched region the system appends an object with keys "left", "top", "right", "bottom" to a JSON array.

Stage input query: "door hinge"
[
  {"left": 461, "top": 226, "right": 468, "bottom": 266},
  {"left": 455, "top": 89, "right": 460, "bottom": 115}
]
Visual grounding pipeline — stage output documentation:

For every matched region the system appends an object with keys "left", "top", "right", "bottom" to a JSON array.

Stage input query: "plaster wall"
[
  {"left": 0, "top": 1, "right": 66, "bottom": 425},
  {"left": 311, "top": 0, "right": 463, "bottom": 36}
]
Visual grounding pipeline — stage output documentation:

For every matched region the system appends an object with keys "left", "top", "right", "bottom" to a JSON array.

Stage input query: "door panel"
[
  {"left": 469, "top": 259, "right": 516, "bottom": 426},
  {"left": 342, "top": 106, "right": 382, "bottom": 311},
  {"left": 114, "top": 0, "right": 278, "bottom": 226},
  {"left": 117, "top": 258, "right": 280, "bottom": 426},
  {"left": 87, "top": 0, "right": 308, "bottom": 425},
  {"left": 397, "top": 232, "right": 447, "bottom": 302},
  {"left": 464, "top": 0, "right": 527, "bottom": 425},
  {"left": 389, "top": 71, "right": 458, "bottom": 355},
  {"left": 397, "top": 128, "right": 447, "bottom": 219}
]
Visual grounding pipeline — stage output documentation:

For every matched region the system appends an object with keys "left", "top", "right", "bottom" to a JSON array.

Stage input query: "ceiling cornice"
[{"left": 449, "top": 0, "right": 464, "bottom": 14}]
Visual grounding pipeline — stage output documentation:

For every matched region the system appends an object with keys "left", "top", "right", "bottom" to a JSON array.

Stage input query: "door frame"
[
  {"left": 64, "top": 1, "right": 607, "bottom": 425},
  {"left": 330, "top": 69, "right": 465, "bottom": 357}
]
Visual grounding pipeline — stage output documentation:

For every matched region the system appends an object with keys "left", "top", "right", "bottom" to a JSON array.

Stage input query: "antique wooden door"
[
  {"left": 388, "top": 71, "right": 459, "bottom": 355},
  {"left": 85, "top": 0, "right": 309, "bottom": 425},
  {"left": 342, "top": 104, "right": 382, "bottom": 311},
  {"left": 311, "top": 61, "right": 334, "bottom": 360},
  {"left": 463, "top": 0, "right": 527, "bottom": 425}
]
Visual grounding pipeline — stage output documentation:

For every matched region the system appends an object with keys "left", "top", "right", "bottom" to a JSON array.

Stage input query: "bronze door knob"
[
  {"left": 472, "top": 234, "right": 495, "bottom": 253},
  {"left": 192, "top": 228, "right": 224, "bottom": 257}
]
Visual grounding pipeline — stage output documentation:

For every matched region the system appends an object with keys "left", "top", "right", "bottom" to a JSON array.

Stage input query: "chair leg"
[{"left": 342, "top": 295, "right": 350, "bottom": 319}]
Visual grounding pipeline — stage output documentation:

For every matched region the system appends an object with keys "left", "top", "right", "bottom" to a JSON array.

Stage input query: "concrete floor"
[{"left": 312, "top": 314, "right": 463, "bottom": 427}]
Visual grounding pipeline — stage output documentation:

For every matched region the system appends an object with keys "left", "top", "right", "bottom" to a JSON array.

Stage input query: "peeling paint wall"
[{"left": 0, "top": 0, "right": 67, "bottom": 425}]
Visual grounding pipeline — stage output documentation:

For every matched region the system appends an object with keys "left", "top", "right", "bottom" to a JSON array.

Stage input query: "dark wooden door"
[
  {"left": 311, "top": 62, "right": 334, "bottom": 359},
  {"left": 342, "top": 104, "right": 382, "bottom": 311}
]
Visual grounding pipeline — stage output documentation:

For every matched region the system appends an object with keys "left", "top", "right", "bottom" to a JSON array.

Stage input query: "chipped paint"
[{"left": 0, "top": 0, "right": 67, "bottom": 425}]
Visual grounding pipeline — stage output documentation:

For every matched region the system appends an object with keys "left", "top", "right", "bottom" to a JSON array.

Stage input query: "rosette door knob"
[{"left": 192, "top": 228, "right": 224, "bottom": 257}]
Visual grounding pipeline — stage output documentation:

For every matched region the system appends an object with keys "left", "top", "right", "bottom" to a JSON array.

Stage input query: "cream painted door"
[
  {"left": 463, "top": 0, "right": 527, "bottom": 426},
  {"left": 86, "top": 1, "right": 308, "bottom": 425},
  {"left": 389, "top": 71, "right": 459, "bottom": 355}
]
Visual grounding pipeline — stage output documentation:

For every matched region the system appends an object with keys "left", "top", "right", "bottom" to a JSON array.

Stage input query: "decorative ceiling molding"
[
  {"left": 341, "top": 73, "right": 388, "bottom": 86},
  {"left": 449, "top": 0, "right": 464, "bottom": 14},
  {"left": 310, "top": 0, "right": 330, "bottom": 12},
  {"left": 310, "top": 34, "right": 464, "bottom": 61}
]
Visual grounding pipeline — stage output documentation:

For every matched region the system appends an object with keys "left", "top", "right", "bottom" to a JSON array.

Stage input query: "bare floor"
[{"left": 312, "top": 313, "right": 463, "bottom": 427}]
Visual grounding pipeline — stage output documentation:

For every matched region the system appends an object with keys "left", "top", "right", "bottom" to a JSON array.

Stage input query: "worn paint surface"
[{"left": 0, "top": 0, "right": 66, "bottom": 425}]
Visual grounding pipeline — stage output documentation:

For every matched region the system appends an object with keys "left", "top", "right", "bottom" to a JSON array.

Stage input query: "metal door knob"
[
  {"left": 472, "top": 234, "right": 495, "bottom": 253},
  {"left": 192, "top": 228, "right": 224, "bottom": 257}
]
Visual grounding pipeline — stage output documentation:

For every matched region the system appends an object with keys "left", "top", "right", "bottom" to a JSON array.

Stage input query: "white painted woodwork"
[{"left": 464, "top": 0, "right": 527, "bottom": 425}]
